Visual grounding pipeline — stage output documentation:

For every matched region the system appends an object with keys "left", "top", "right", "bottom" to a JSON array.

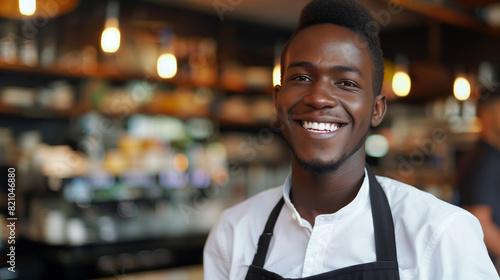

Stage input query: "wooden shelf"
[
  {"left": 0, "top": 102, "right": 276, "bottom": 132},
  {"left": 0, "top": 61, "right": 97, "bottom": 79},
  {"left": 0, "top": 62, "right": 274, "bottom": 128},
  {"left": 0, "top": 61, "right": 273, "bottom": 95},
  {"left": 0, "top": 103, "right": 91, "bottom": 118},
  {"left": 387, "top": 0, "right": 500, "bottom": 36}
]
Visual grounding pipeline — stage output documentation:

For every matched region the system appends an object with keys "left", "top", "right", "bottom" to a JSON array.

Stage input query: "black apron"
[{"left": 244, "top": 166, "right": 400, "bottom": 280}]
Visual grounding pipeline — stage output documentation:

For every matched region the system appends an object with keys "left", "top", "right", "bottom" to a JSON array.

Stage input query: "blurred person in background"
[
  {"left": 458, "top": 69, "right": 500, "bottom": 270},
  {"left": 204, "top": 0, "right": 499, "bottom": 279}
]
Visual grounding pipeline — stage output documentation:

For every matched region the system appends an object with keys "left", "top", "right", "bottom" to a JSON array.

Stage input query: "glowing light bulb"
[
  {"left": 157, "top": 53, "right": 177, "bottom": 79},
  {"left": 453, "top": 76, "right": 471, "bottom": 101},
  {"left": 101, "top": 18, "right": 120, "bottom": 53},
  {"left": 19, "top": 0, "right": 36, "bottom": 16},
  {"left": 273, "top": 61, "right": 281, "bottom": 86},
  {"left": 392, "top": 71, "right": 411, "bottom": 97}
]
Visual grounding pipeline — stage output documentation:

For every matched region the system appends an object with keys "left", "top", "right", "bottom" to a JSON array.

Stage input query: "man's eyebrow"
[
  {"left": 287, "top": 61, "right": 316, "bottom": 70},
  {"left": 287, "top": 62, "right": 363, "bottom": 78},
  {"left": 331, "top": 65, "right": 363, "bottom": 78}
]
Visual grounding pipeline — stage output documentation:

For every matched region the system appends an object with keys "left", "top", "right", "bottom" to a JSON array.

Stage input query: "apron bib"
[{"left": 244, "top": 166, "right": 400, "bottom": 280}]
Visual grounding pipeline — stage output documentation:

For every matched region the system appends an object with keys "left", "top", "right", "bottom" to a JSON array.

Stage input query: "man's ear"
[
  {"left": 371, "top": 94, "right": 387, "bottom": 127},
  {"left": 272, "top": 85, "right": 284, "bottom": 130},
  {"left": 273, "top": 84, "right": 282, "bottom": 110}
]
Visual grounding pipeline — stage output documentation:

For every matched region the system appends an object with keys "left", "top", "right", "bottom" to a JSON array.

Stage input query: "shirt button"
[{"left": 291, "top": 213, "right": 296, "bottom": 220}]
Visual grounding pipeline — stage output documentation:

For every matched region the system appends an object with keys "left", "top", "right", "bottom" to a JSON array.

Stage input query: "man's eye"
[
  {"left": 292, "top": 75, "right": 310, "bottom": 82},
  {"left": 339, "top": 81, "right": 358, "bottom": 88}
]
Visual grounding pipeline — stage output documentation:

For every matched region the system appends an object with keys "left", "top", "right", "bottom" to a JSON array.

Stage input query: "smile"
[{"left": 300, "top": 121, "right": 342, "bottom": 133}]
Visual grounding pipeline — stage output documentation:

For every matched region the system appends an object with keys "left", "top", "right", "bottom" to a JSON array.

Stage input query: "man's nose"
[{"left": 301, "top": 79, "right": 339, "bottom": 109}]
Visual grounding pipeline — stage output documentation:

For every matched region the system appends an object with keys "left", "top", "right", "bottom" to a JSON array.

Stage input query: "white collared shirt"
[{"left": 204, "top": 169, "right": 499, "bottom": 279}]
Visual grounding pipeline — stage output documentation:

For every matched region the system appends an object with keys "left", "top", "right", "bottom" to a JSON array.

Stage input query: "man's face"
[{"left": 274, "top": 24, "right": 386, "bottom": 173}]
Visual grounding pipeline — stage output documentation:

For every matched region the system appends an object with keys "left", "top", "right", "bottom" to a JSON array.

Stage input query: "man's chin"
[
  {"left": 284, "top": 128, "right": 369, "bottom": 175},
  {"left": 293, "top": 154, "right": 344, "bottom": 174}
]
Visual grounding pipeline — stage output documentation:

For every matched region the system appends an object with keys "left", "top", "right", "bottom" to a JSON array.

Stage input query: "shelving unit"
[
  {"left": 0, "top": 3, "right": 292, "bottom": 280},
  {"left": 0, "top": 60, "right": 275, "bottom": 123}
]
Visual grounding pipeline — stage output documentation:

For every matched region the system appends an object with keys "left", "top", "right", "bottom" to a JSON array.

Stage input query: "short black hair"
[{"left": 280, "top": 0, "right": 384, "bottom": 96}]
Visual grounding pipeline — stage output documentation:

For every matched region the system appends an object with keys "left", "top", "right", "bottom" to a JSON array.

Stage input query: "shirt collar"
[{"left": 282, "top": 168, "right": 370, "bottom": 229}]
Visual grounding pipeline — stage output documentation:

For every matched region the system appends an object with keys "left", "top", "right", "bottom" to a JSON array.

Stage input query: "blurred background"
[{"left": 0, "top": 0, "right": 500, "bottom": 279}]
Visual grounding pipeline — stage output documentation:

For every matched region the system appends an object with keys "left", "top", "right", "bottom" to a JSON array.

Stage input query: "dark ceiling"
[{"left": 2, "top": 0, "right": 500, "bottom": 102}]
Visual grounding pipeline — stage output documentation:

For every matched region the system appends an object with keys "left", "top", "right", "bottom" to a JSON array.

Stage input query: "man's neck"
[{"left": 289, "top": 155, "right": 366, "bottom": 227}]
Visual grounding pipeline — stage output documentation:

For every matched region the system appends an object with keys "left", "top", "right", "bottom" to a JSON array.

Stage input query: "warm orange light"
[
  {"left": 19, "top": 0, "right": 36, "bottom": 16},
  {"left": 273, "top": 61, "right": 280, "bottom": 86},
  {"left": 453, "top": 76, "right": 471, "bottom": 101},
  {"left": 101, "top": 18, "right": 120, "bottom": 53},
  {"left": 173, "top": 153, "right": 189, "bottom": 171},
  {"left": 392, "top": 71, "right": 411, "bottom": 97},
  {"left": 157, "top": 53, "right": 177, "bottom": 79}
]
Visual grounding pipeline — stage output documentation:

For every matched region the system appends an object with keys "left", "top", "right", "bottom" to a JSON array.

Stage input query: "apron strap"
[
  {"left": 249, "top": 165, "right": 398, "bottom": 268},
  {"left": 251, "top": 197, "right": 285, "bottom": 267},
  {"left": 367, "top": 165, "right": 398, "bottom": 262}
]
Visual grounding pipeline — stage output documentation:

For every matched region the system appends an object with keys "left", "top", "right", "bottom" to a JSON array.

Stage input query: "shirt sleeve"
[
  {"left": 423, "top": 211, "right": 499, "bottom": 279},
  {"left": 203, "top": 214, "right": 232, "bottom": 279}
]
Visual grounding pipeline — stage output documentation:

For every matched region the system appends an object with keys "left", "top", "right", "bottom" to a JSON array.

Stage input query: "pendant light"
[
  {"left": 272, "top": 60, "right": 280, "bottom": 87},
  {"left": 0, "top": 0, "right": 78, "bottom": 18},
  {"left": 19, "top": 0, "right": 36, "bottom": 16},
  {"left": 157, "top": 28, "right": 177, "bottom": 79},
  {"left": 392, "top": 54, "right": 411, "bottom": 97},
  {"left": 272, "top": 43, "right": 283, "bottom": 87},
  {"left": 392, "top": 71, "right": 411, "bottom": 97},
  {"left": 101, "top": 1, "right": 120, "bottom": 54},
  {"left": 453, "top": 75, "right": 471, "bottom": 101}
]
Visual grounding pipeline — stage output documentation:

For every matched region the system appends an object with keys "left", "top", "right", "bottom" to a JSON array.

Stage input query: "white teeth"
[{"left": 301, "top": 121, "right": 340, "bottom": 132}]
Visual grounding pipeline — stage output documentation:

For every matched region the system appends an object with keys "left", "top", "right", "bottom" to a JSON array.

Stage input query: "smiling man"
[{"left": 203, "top": 0, "right": 499, "bottom": 279}]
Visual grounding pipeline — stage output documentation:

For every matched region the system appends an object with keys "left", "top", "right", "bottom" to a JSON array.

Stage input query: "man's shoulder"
[
  {"left": 377, "top": 175, "right": 458, "bottom": 209},
  {"left": 376, "top": 175, "right": 472, "bottom": 225}
]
